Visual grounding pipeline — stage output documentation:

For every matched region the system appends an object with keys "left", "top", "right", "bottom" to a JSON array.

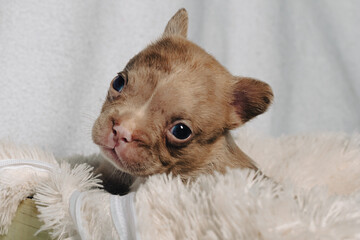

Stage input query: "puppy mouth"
[
  {"left": 99, "top": 143, "right": 147, "bottom": 175},
  {"left": 100, "top": 146, "right": 125, "bottom": 169}
]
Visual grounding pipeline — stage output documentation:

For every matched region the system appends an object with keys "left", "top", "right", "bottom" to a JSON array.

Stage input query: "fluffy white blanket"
[{"left": 1, "top": 129, "right": 360, "bottom": 239}]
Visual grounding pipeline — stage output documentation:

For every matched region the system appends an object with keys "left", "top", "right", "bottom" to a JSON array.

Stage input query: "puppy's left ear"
[
  {"left": 163, "top": 8, "right": 188, "bottom": 38},
  {"left": 228, "top": 77, "right": 273, "bottom": 128}
]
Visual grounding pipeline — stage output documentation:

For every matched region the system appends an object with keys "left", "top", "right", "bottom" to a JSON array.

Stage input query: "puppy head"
[{"left": 92, "top": 9, "right": 273, "bottom": 177}]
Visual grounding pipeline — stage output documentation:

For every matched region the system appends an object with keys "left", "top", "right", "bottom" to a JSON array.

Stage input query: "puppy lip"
[
  {"left": 100, "top": 143, "right": 137, "bottom": 171},
  {"left": 100, "top": 146, "right": 120, "bottom": 162},
  {"left": 99, "top": 145, "right": 121, "bottom": 163}
]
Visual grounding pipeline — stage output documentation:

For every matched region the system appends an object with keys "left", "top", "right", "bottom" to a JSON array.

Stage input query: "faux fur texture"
[
  {"left": 34, "top": 163, "right": 104, "bottom": 239},
  {"left": 236, "top": 129, "right": 360, "bottom": 194},
  {"left": 0, "top": 142, "right": 58, "bottom": 235},
  {"left": 137, "top": 169, "right": 360, "bottom": 239},
  {"left": 1, "top": 129, "right": 360, "bottom": 239}
]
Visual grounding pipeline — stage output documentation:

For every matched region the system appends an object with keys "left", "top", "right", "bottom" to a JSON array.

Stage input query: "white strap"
[
  {"left": 69, "top": 190, "right": 88, "bottom": 240},
  {"left": 0, "top": 158, "right": 57, "bottom": 172},
  {"left": 1, "top": 159, "right": 140, "bottom": 240},
  {"left": 110, "top": 192, "right": 140, "bottom": 240}
]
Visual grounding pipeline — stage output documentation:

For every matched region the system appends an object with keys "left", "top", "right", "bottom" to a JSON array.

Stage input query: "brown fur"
[{"left": 92, "top": 9, "right": 273, "bottom": 180}]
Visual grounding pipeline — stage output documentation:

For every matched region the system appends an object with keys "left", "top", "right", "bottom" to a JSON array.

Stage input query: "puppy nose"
[{"left": 112, "top": 124, "right": 132, "bottom": 143}]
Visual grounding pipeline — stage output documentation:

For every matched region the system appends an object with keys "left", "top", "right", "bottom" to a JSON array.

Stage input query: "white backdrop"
[{"left": 1, "top": 0, "right": 359, "bottom": 157}]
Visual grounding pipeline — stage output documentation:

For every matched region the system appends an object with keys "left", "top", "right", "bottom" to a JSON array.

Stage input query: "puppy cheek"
[
  {"left": 142, "top": 151, "right": 168, "bottom": 175},
  {"left": 92, "top": 114, "right": 112, "bottom": 145},
  {"left": 92, "top": 118, "right": 102, "bottom": 145},
  {"left": 118, "top": 146, "right": 147, "bottom": 169}
]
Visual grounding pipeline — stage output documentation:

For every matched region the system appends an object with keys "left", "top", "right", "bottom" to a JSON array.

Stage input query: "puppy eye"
[
  {"left": 112, "top": 74, "right": 125, "bottom": 92},
  {"left": 170, "top": 123, "right": 192, "bottom": 140}
]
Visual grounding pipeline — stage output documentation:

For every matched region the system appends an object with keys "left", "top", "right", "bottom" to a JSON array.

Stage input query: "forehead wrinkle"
[
  {"left": 134, "top": 87, "right": 157, "bottom": 119},
  {"left": 134, "top": 73, "right": 175, "bottom": 113},
  {"left": 131, "top": 74, "right": 176, "bottom": 121}
]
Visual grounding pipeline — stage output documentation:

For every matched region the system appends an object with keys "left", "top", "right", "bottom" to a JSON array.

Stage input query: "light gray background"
[{"left": 1, "top": 1, "right": 359, "bottom": 157}]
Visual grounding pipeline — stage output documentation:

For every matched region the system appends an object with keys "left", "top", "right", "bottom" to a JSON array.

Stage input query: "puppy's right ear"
[
  {"left": 163, "top": 8, "right": 188, "bottom": 38},
  {"left": 228, "top": 77, "right": 274, "bottom": 128}
]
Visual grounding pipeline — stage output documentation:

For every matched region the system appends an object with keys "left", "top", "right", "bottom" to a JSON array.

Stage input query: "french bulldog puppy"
[{"left": 92, "top": 9, "right": 273, "bottom": 193}]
